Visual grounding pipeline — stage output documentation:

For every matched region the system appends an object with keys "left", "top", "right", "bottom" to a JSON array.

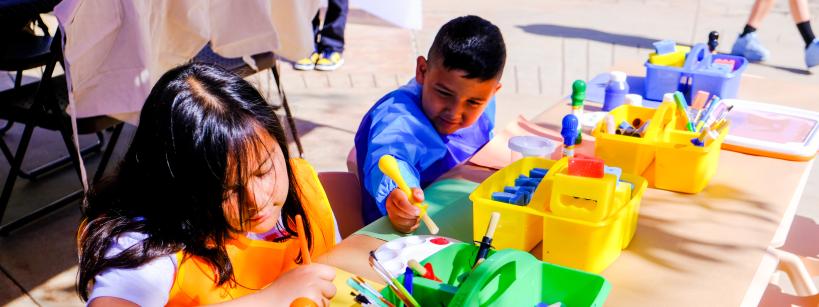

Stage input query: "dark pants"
[{"left": 313, "top": 0, "right": 348, "bottom": 53}]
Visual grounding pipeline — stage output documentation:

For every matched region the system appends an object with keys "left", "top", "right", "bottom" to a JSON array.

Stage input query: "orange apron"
[{"left": 166, "top": 159, "right": 336, "bottom": 306}]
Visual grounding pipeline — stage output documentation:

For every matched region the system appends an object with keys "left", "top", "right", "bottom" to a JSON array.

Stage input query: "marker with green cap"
[
  {"left": 673, "top": 91, "right": 696, "bottom": 132},
  {"left": 571, "top": 80, "right": 586, "bottom": 144}
]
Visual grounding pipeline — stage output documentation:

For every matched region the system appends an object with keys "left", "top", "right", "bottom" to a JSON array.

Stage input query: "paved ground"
[{"left": 1, "top": 0, "right": 818, "bottom": 305}]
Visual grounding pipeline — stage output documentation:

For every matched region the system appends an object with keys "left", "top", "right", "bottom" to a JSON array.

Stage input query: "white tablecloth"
[
  {"left": 54, "top": 0, "right": 321, "bottom": 122},
  {"left": 351, "top": 0, "right": 422, "bottom": 30}
]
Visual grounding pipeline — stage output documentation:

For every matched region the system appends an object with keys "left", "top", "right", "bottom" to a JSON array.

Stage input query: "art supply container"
[{"left": 381, "top": 243, "right": 611, "bottom": 306}]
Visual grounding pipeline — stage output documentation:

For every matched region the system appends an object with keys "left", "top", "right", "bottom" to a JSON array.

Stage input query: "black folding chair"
[
  {"left": 0, "top": 16, "right": 107, "bottom": 179},
  {"left": 192, "top": 44, "right": 304, "bottom": 156},
  {"left": 0, "top": 28, "right": 124, "bottom": 234}
]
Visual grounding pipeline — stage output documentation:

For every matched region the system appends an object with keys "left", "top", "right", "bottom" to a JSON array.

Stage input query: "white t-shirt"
[
  {"left": 87, "top": 232, "right": 176, "bottom": 306},
  {"left": 87, "top": 218, "right": 342, "bottom": 306}
]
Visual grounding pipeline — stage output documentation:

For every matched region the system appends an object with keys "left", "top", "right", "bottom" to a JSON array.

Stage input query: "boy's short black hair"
[{"left": 428, "top": 15, "right": 506, "bottom": 81}]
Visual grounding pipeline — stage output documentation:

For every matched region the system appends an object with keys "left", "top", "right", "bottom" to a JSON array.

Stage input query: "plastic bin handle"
[
  {"left": 546, "top": 157, "right": 570, "bottom": 177},
  {"left": 682, "top": 43, "right": 711, "bottom": 72},
  {"left": 642, "top": 101, "right": 675, "bottom": 141},
  {"left": 449, "top": 249, "right": 536, "bottom": 307}
]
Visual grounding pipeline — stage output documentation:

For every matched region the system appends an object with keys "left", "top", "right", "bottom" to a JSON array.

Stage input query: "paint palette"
[{"left": 373, "top": 235, "right": 459, "bottom": 277}]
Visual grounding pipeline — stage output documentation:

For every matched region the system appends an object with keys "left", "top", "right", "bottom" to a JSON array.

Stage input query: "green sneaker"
[
  {"left": 315, "top": 51, "right": 344, "bottom": 71},
  {"left": 293, "top": 52, "right": 319, "bottom": 70}
]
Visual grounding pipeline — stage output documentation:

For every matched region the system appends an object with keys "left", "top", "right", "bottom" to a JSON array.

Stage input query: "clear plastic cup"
[{"left": 508, "top": 136, "right": 556, "bottom": 162}]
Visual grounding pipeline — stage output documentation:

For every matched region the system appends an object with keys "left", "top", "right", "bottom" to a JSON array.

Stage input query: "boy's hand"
[{"left": 386, "top": 188, "right": 425, "bottom": 233}]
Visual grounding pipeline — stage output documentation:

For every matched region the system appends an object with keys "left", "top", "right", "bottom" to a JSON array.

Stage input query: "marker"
[
  {"left": 378, "top": 155, "right": 439, "bottom": 234},
  {"left": 696, "top": 96, "right": 721, "bottom": 131},
  {"left": 295, "top": 214, "right": 311, "bottom": 264},
  {"left": 561, "top": 114, "right": 579, "bottom": 158},
  {"left": 702, "top": 103, "right": 732, "bottom": 129},
  {"left": 571, "top": 80, "right": 586, "bottom": 144},
  {"left": 474, "top": 212, "right": 501, "bottom": 269},
  {"left": 691, "top": 91, "right": 709, "bottom": 124},
  {"left": 710, "top": 105, "right": 734, "bottom": 126},
  {"left": 403, "top": 267, "right": 414, "bottom": 295},
  {"left": 673, "top": 91, "right": 696, "bottom": 132}
]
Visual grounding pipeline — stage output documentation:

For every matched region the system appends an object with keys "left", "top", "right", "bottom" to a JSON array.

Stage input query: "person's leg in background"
[
  {"left": 731, "top": 0, "right": 775, "bottom": 62},
  {"left": 294, "top": 12, "right": 322, "bottom": 70},
  {"left": 790, "top": 0, "right": 819, "bottom": 68},
  {"left": 315, "top": 0, "right": 348, "bottom": 71}
]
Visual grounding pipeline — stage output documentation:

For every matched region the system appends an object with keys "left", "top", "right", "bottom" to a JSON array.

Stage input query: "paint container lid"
[{"left": 508, "top": 136, "right": 556, "bottom": 158}]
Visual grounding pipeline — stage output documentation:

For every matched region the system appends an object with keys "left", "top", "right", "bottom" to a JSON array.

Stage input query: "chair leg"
[
  {"left": 270, "top": 64, "right": 304, "bottom": 157},
  {"left": 0, "top": 123, "right": 36, "bottom": 224},
  {"left": 93, "top": 123, "right": 124, "bottom": 184},
  {"left": 0, "top": 71, "right": 25, "bottom": 135},
  {"left": 18, "top": 131, "right": 104, "bottom": 180},
  {"left": 0, "top": 139, "right": 13, "bottom": 164},
  {"left": 14, "top": 70, "right": 22, "bottom": 89},
  {"left": 0, "top": 125, "right": 118, "bottom": 235}
]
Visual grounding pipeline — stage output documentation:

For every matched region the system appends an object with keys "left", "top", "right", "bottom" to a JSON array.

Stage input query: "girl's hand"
[
  {"left": 386, "top": 188, "right": 424, "bottom": 233},
  {"left": 260, "top": 263, "right": 337, "bottom": 306}
]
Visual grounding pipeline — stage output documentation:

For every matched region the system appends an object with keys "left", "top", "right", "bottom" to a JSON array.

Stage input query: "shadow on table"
[
  {"left": 629, "top": 214, "right": 746, "bottom": 273},
  {"left": 626, "top": 184, "right": 780, "bottom": 272},
  {"left": 691, "top": 184, "right": 779, "bottom": 223}
]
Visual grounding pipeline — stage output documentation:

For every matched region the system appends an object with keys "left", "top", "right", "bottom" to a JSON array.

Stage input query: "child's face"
[
  {"left": 415, "top": 56, "right": 502, "bottom": 135},
  {"left": 223, "top": 129, "right": 290, "bottom": 234}
]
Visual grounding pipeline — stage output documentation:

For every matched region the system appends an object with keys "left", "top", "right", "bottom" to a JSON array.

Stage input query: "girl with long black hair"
[{"left": 78, "top": 63, "right": 339, "bottom": 306}]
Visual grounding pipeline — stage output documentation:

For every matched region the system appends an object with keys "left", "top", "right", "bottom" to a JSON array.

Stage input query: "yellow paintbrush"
[{"left": 378, "top": 155, "right": 439, "bottom": 234}]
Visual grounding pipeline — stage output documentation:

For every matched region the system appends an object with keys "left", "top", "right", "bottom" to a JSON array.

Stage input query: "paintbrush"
[
  {"left": 378, "top": 155, "right": 439, "bottom": 234},
  {"left": 295, "top": 214, "right": 311, "bottom": 264},
  {"left": 354, "top": 276, "right": 395, "bottom": 307},
  {"left": 369, "top": 251, "right": 420, "bottom": 307}
]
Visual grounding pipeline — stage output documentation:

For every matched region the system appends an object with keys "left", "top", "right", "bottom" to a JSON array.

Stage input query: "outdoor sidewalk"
[{"left": 1, "top": 0, "right": 818, "bottom": 305}]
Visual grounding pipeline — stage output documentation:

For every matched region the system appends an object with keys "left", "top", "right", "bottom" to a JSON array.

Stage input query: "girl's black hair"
[
  {"left": 428, "top": 15, "right": 507, "bottom": 81},
  {"left": 77, "top": 63, "right": 311, "bottom": 300}
]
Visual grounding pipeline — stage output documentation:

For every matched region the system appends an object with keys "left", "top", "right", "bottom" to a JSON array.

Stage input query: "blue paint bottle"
[{"left": 602, "top": 71, "right": 629, "bottom": 112}]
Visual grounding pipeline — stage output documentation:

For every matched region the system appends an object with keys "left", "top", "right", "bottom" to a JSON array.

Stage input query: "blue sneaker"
[
  {"left": 806, "top": 39, "right": 819, "bottom": 69},
  {"left": 730, "top": 33, "right": 770, "bottom": 62}
]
